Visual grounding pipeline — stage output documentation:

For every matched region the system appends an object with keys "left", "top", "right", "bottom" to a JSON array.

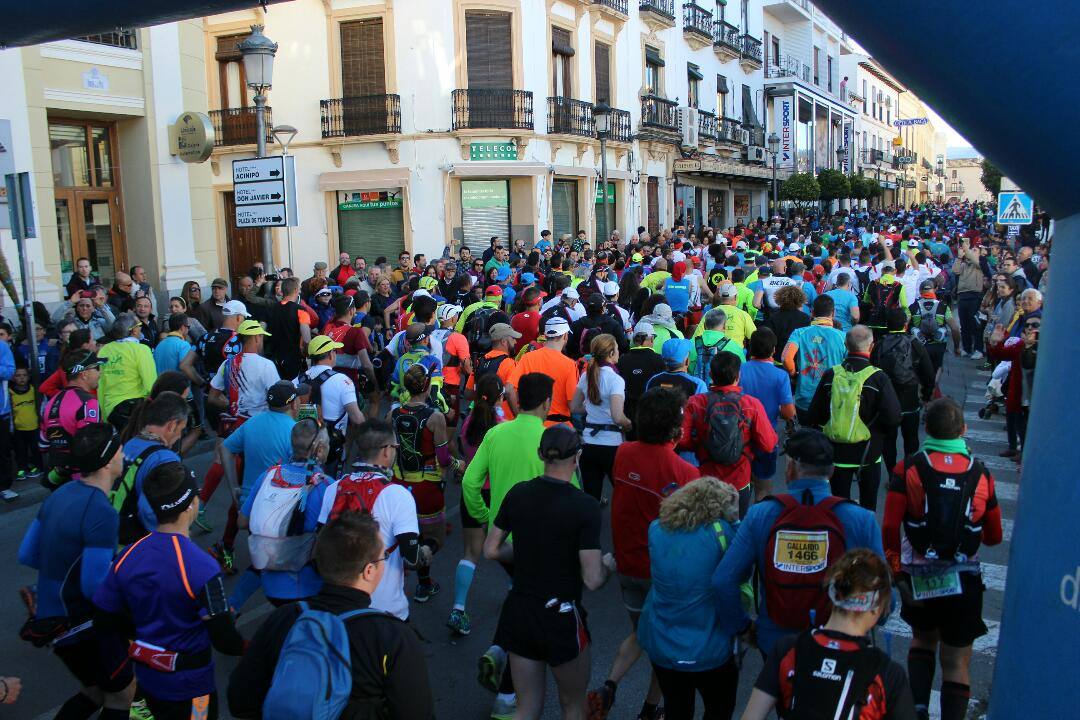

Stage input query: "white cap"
[
  {"left": 412, "top": 288, "right": 433, "bottom": 299},
  {"left": 719, "top": 282, "right": 738, "bottom": 299},
  {"left": 787, "top": 242, "right": 801, "bottom": 253},
  {"left": 672, "top": 250, "right": 687, "bottom": 263},
  {"left": 735, "top": 240, "right": 748, "bottom": 250},
  {"left": 633, "top": 319, "right": 654, "bottom": 336},
  {"left": 221, "top": 300, "right": 250, "bottom": 318},
  {"left": 436, "top": 304, "right": 463, "bottom": 322},
  {"left": 544, "top": 316, "right": 570, "bottom": 337},
  {"left": 562, "top": 287, "right": 580, "bottom": 300},
  {"left": 888, "top": 225, "right": 897, "bottom": 232},
  {"left": 884, "top": 239, "right": 894, "bottom": 247},
  {"left": 602, "top": 280, "right": 620, "bottom": 296}
]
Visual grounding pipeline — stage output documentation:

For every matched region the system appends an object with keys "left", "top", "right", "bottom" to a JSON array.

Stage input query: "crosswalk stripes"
[
  {"left": 883, "top": 611, "right": 1002, "bottom": 658},
  {"left": 993, "top": 480, "right": 1017, "bottom": 501}
]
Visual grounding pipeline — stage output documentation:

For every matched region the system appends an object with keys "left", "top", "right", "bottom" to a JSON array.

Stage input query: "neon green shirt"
[
  {"left": 97, "top": 338, "right": 157, "bottom": 420},
  {"left": 462, "top": 413, "right": 547, "bottom": 529}
]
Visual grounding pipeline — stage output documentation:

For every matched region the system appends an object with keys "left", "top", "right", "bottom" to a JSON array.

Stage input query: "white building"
[
  {"left": 945, "top": 157, "right": 993, "bottom": 203},
  {"left": 839, "top": 51, "right": 904, "bottom": 205}
]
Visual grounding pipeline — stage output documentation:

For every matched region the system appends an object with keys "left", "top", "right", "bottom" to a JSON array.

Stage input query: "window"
[
  {"left": 716, "top": 1, "right": 725, "bottom": 23},
  {"left": 772, "top": 36, "right": 780, "bottom": 66},
  {"left": 887, "top": 106, "right": 891, "bottom": 125},
  {"left": 862, "top": 79, "right": 867, "bottom": 113},
  {"left": 465, "top": 12, "right": 513, "bottom": 88},
  {"left": 716, "top": 74, "right": 729, "bottom": 117},
  {"left": 740, "top": 0, "right": 749, "bottom": 31},
  {"left": 687, "top": 64, "right": 701, "bottom": 108},
  {"left": 871, "top": 85, "right": 876, "bottom": 119},
  {"left": 763, "top": 31, "right": 770, "bottom": 67},
  {"left": 594, "top": 42, "right": 611, "bottom": 104},
  {"left": 952, "top": 169, "right": 957, "bottom": 179},
  {"left": 214, "top": 33, "right": 250, "bottom": 109},
  {"left": 644, "top": 46, "right": 663, "bottom": 95},
  {"left": 340, "top": 19, "right": 386, "bottom": 98},
  {"left": 827, "top": 55, "right": 833, "bottom": 92},
  {"left": 813, "top": 47, "right": 820, "bottom": 85},
  {"left": 551, "top": 27, "right": 573, "bottom": 98}
]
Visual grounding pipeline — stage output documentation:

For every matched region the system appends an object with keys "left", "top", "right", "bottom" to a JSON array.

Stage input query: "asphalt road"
[{"left": 0, "top": 351, "right": 1011, "bottom": 719}]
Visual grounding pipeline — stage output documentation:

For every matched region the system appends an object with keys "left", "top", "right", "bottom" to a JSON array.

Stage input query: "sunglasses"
[{"left": 1024, "top": 323, "right": 1041, "bottom": 330}]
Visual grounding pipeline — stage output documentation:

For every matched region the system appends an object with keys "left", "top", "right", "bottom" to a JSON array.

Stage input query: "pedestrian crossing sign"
[{"left": 997, "top": 192, "right": 1033, "bottom": 225}]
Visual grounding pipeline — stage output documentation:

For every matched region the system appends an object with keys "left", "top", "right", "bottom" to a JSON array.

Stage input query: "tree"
[
  {"left": 817, "top": 169, "right": 850, "bottom": 203},
  {"left": 848, "top": 174, "right": 868, "bottom": 201},
  {"left": 980, "top": 158, "right": 1003, "bottom": 195},
  {"left": 780, "top": 172, "right": 820, "bottom": 213}
]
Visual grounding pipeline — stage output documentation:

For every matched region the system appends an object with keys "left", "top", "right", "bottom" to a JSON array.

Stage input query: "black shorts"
[
  {"left": 493, "top": 592, "right": 590, "bottom": 667},
  {"left": 145, "top": 691, "right": 218, "bottom": 720},
  {"left": 899, "top": 572, "right": 987, "bottom": 648},
  {"left": 459, "top": 487, "right": 492, "bottom": 529},
  {"left": 53, "top": 628, "right": 133, "bottom": 693}
]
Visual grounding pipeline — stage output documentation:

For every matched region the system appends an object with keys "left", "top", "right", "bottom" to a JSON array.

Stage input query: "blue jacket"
[
  {"left": 0, "top": 341, "right": 13, "bottom": 416},
  {"left": 711, "top": 478, "right": 886, "bottom": 657},
  {"left": 638, "top": 519, "right": 737, "bottom": 671}
]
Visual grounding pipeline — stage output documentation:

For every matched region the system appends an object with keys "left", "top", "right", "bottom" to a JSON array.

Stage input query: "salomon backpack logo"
[{"left": 812, "top": 658, "right": 841, "bottom": 681}]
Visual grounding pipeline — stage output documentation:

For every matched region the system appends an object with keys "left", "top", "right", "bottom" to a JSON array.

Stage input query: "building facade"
[{"left": 945, "top": 157, "right": 993, "bottom": 203}]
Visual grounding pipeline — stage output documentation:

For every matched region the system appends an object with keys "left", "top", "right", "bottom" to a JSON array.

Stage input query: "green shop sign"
[
  {"left": 594, "top": 182, "right": 616, "bottom": 204},
  {"left": 461, "top": 180, "right": 509, "bottom": 209},
  {"left": 339, "top": 197, "right": 402, "bottom": 211},
  {"left": 470, "top": 142, "right": 517, "bottom": 161}
]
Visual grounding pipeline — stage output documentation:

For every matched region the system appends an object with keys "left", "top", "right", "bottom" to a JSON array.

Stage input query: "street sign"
[
  {"left": 169, "top": 112, "right": 214, "bottom": 163},
  {"left": 997, "top": 191, "right": 1033, "bottom": 224},
  {"left": 235, "top": 180, "right": 285, "bottom": 206},
  {"left": 232, "top": 156, "right": 284, "bottom": 183},
  {"left": 896, "top": 155, "right": 915, "bottom": 165},
  {"left": 1007, "top": 224, "right": 1020, "bottom": 238},
  {"left": 232, "top": 155, "right": 296, "bottom": 228},
  {"left": 904, "top": 180, "right": 917, "bottom": 188},
  {"left": 235, "top": 203, "right": 288, "bottom": 227},
  {"left": 893, "top": 117, "right": 929, "bottom": 126}
]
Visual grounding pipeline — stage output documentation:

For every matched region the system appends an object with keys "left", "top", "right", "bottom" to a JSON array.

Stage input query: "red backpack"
[
  {"left": 763, "top": 490, "right": 850, "bottom": 631},
  {"left": 327, "top": 471, "right": 392, "bottom": 523}
]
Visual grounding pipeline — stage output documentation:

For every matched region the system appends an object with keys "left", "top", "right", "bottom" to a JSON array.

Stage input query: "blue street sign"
[{"left": 997, "top": 191, "right": 1033, "bottom": 225}]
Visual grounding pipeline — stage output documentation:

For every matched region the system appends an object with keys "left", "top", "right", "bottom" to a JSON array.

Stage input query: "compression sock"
[
  {"left": 417, "top": 565, "right": 433, "bottom": 586},
  {"left": 939, "top": 681, "right": 971, "bottom": 720},
  {"left": 453, "top": 559, "right": 476, "bottom": 610},
  {"left": 199, "top": 462, "right": 223, "bottom": 502},
  {"left": 228, "top": 568, "right": 264, "bottom": 612},
  {"left": 55, "top": 692, "right": 98, "bottom": 720},
  {"left": 99, "top": 708, "right": 129, "bottom": 720},
  {"left": 906, "top": 647, "right": 936, "bottom": 713}
]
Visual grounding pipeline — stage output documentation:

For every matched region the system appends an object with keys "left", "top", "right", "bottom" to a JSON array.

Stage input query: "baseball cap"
[
  {"left": 633, "top": 319, "right": 655, "bottom": 337},
  {"left": 544, "top": 316, "right": 570, "bottom": 337},
  {"left": 70, "top": 424, "right": 123, "bottom": 475},
  {"left": 631, "top": 253, "right": 644, "bottom": 263},
  {"left": 719, "top": 282, "right": 738, "bottom": 299},
  {"left": 405, "top": 323, "right": 430, "bottom": 344},
  {"left": 586, "top": 293, "right": 605, "bottom": 308},
  {"left": 735, "top": 240, "right": 748, "bottom": 250},
  {"left": 496, "top": 266, "right": 512, "bottom": 283},
  {"left": 787, "top": 242, "right": 801, "bottom": 253},
  {"left": 651, "top": 303, "right": 673, "bottom": 321},
  {"left": 418, "top": 276, "right": 438, "bottom": 291},
  {"left": 436, "top": 304, "right": 463, "bottom": 322},
  {"left": 489, "top": 323, "right": 522, "bottom": 342},
  {"left": 64, "top": 350, "right": 106, "bottom": 376},
  {"left": 521, "top": 272, "right": 537, "bottom": 285},
  {"left": 538, "top": 424, "right": 582, "bottom": 461},
  {"left": 784, "top": 428, "right": 834, "bottom": 466},
  {"left": 267, "top": 380, "right": 309, "bottom": 408},
  {"left": 221, "top": 299, "right": 250, "bottom": 317},
  {"left": 881, "top": 260, "right": 896, "bottom": 271},
  {"left": 661, "top": 338, "right": 693, "bottom": 367},
  {"left": 237, "top": 319, "right": 271, "bottom": 336},
  {"left": 308, "top": 335, "right": 344, "bottom": 356},
  {"left": 211, "top": 277, "right": 228, "bottom": 288},
  {"left": 562, "top": 287, "right": 579, "bottom": 301},
  {"left": 485, "top": 285, "right": 503, "bottom": 297},
  {"left": 602, "top": 280, "right": 620, "bottom": 296},
  {"left": 314, "top": 261, "right": 329, "bottom": 271},
  {"left": 412, "top": 288, "right": 433, "bottom": 299}
]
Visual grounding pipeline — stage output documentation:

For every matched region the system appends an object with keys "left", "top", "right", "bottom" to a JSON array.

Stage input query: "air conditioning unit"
[
  {"left": 747, "top": 146, "right": 766, "bottom": 163},
  {"left": 679, "top": 106, "right": 699, "bottom": 148},
  {"left": 739, "top": 128, "right": 751, "bottom": 144}
]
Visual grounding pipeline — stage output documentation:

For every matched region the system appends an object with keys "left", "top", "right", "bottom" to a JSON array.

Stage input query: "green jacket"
[{"left": 97, "top": 338, "right": 157, "bottom": 419}]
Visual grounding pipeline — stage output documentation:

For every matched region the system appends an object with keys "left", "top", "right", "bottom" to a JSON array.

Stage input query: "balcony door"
[
  {"left": 465, "top": 11, "right": 514, "bottom": 127},
  {"left": 222, "top": 191, "right": 261, "bottom": 289},
  {"left": 340, "top": 18, "right": 388, "bottom": 135}
]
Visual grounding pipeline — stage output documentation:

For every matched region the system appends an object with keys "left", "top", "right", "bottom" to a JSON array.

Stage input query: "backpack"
[
  {"left": 763, "top": 491, "right": 851, "bottom": 631},
  {"left": 902, "top": 452, "right": 985, "bottom": 561},
  {"left": 853, "top": 267, "right": 872, "bottom": 293},
  {"left": 262, "top": 601, "right": 387, "bottom": 720},
  {"left": 876, "top": 334, "right": 917, "bottom": 388},
  {"left": 112, "top": 444, "right": 166, "bottom": 546},
  {"left": 914, "top": 299, "right": 947, "bottom": 344},
  {"left": 247, "top": 465, "right": 318, "bottom": 572},
  {"left": 473, "top": 352, "right": 510, "bottom": 381},
  {"left": 692, "top": 336, "right": 732, "bottom": 383},
  {"left": 391, "top": 404, "right": 436, "bottom": 475},
  {"left": 821, "top": 365, "right": 878, "bottom": 444},
  {"left": 464, "top": 306, "right": 498, "bottom": 356},
  {"left": 788, "top": 629, "right": 888, "bottom": 720},
  {"left": 866, "top": 281, "right": 902, "bottom": 326},
  {"left": 306, "top": 368, "right": 348, "bottom": 463},
  {"left": 326, "top": 471, "right": 393, "bottom": 523},
  {"left": 703, "top": 391, "right": 747, "bottom": 466}
]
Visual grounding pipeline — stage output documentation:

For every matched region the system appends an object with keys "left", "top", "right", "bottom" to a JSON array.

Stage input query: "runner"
[
  {"left": 299, "top": 335, "right": 365, "bottom": 472},
  {"left": 909, "top": 278, "right": 960, "bottom": 378},
  {"left": 207, "top": 319, "right": 280, "bottom": 426},
  {"left": 38, "top": 349, "right": 104, "bottom": 489},
  {"left": 616, "top": 320, "right": 665, "bottom": 440},
  {"left": 645, "top": 338, "right": 708, "bottom": 402},
  {"left": 872, "top": 308, "right": 936, "bottom": 472},
  {"left": 737, "top": 328, "right": 796, "bottom": 500},
  {"left": 689, "top": 310, "right": 745, "bottom": 384},
  {"left": 429, "top": 303, "right": 471, "bottom": 416},
  {"left": 571, "top": 334, "right": 631, "bottom": 501},
  {"left": 781, "top": 294, "right": 847, "bottom": 424},
  {"left": 505, "top": 317, "right": 578, "bottom": 424}
]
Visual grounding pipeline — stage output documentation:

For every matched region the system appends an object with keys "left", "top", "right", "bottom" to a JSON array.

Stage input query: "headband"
[
  {"left": 74, "top": 427, "right": 123, "bottom": 474},
  {"left": 827, "top": 582, "right": 881, "bottom": 613}
]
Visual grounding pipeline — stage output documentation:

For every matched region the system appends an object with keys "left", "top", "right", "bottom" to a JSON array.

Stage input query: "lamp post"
[
  {"left": 767, "top": 131, "right": 780, "bottom": 218},
  {"left": 593, "top": 101, "right": 611, "bottom": 247},
  {"left": 238, "top": 25, "right": 278, "bottom": 271},
  {"left": 836, "top": 146, "right": 847, "bottom": 212},
  {"left": 272, "top": 124, "right": 298, "bottom": 271}
]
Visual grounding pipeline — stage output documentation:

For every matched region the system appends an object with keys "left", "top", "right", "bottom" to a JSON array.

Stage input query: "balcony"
[
  {"left": 713, "top": 20, "right": 742, "bottom": 62},
  {"left": 717, "top": 116, "right": 744, "bottom": 145},
  {"left": 72, "top": 30, "right": 138, "bottom": 49},
  {"left": 740, "top": 35, "right": 763, "bottom": 70},
  {"left": 745, "top": 124, "right": 765, "bottom": 147},
  {"left": 609, "top": 108, "right": 634, "bottom": 143},
  {"left": 320, "top": 95, "right": 401, "bottom": 138},
  {"left": 548, "top": 97, "right": 594, "bottom": 138},
  {"left": 209, "top": 107, "right": 273, "bottom": 147},
  {"left": 947, "top": 182, "right": 965, "bottom": 194},
  {"left": 639, "top": 0, "right": 675, "bottom": 31},
  {"left": 591, "top": 0, "right": 629, "bottom": 20},
  {"left": 697, "top": 110, "right": 718, "bottom": 142},
  {"left": 766, "top": 55, "right": 811, "bottom": 83},
  {"left": 451, "top": 89, "right": 533, "bottom": 131},
  {"left": 682, "top": 4, "right": 713, "bottom": 50},
  {"left": 860, "top": 149, "right": 885, "bottom": 166},
  {"left": 640, "top": 95, "right": 679, "bottom": 132},
  {"left": 763, "top": 0, "right": 811, "bottom": 23}
]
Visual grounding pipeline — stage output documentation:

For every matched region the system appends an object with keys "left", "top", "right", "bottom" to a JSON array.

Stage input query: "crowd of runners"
[{"left": 1, "top": 197, "right": 1050, "bottom": 719}]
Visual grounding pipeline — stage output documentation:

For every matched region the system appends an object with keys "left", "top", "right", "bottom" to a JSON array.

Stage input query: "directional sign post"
[
  {"left": 232, "top": 156, "right": 296, "bottom": 228},
  {"left": 997, "top": 191, "right": 1034, "bottom": 225}
]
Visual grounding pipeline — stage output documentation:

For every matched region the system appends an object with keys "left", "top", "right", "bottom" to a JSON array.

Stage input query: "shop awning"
[
  {"left": 447, "top": 162, "right": 548, "bottom": 177},
  {"left": 552, "top": 165, "right": 631, "bottom": 180},
  {"left": 645, "top": 47, "right": 665, "bottom": 67},
  {"left": 688, "top": 63, "right": 703, "bottom": 81},
  {"left": 318, "top": 168, "right": 410, "bottom": 192}
]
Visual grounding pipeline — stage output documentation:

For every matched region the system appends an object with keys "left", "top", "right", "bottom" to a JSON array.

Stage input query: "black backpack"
[
  {"left": 464, "top": 306, "right": 498, "bottom": 356},
  {"left": 902, "top": 452, "right": 986, "bottom": 561},
  {"left": 473, "top": 353, "right": 510, "bottom": 381},
  {"left": 788, "top": 630, "right": 888, "bottom": 720},
  {"left": 704, "top": 391, "right": 748, "bottom": 465},
  {"left": 877, "top": 333, "right": 917, "bottom": 388},
  {"left": 391, "top": 404, "right": 436, "bottom": 475},
  {"left": 866, "top": 281, "right": 902, "bottom": 327}
]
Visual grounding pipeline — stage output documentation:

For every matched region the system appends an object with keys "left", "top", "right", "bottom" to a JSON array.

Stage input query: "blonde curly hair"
[{"left": 658, "top": 476, "right": 740, "bottom": 532}]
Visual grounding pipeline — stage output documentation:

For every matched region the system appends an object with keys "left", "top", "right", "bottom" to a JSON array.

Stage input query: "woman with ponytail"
[{"left": 570, "top": 333, "right": 631, "bottom": 501}]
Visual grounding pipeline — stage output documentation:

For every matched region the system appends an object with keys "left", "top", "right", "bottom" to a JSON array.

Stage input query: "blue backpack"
[{"left": 263, "top": 601, "right": 385, "bottom": 720}]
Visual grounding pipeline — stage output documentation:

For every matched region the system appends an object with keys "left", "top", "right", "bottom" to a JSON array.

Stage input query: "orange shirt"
[
  {"left": 507, "top": 346, "right": 578, "bottom": 424},
  {"left": 466, "top": 350, "right": 518, "bottom": 419},
  {"left": 441, "top": 332, "right": 471, "bottom": 388}
]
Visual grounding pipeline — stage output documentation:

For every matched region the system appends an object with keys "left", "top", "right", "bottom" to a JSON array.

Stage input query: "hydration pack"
[
  {"left": 902, "top": 452, "right": 985, "bottom": 561},
  {"left": 247, "top": 464, "right": 319, "bottom": 572},
  {"left": 703, "top": 390, "right": 747, "bottom": 466},
  {"left": 787, "top": 629, "right": 887, "bottom": 720}
]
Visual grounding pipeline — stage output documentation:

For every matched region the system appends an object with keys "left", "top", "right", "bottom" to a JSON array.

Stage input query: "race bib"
[
  {"left": 912, "top": 569, "right": 962, "bottom": 600},
  {"left": 773, "top": 530, "right": 829, "bottom": 574}
]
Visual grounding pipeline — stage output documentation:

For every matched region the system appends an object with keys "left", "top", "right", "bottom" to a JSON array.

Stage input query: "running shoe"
[
  {"left": 15, "top": 470, "right": 26, "bottom": 482},
  {"left": 27, "top": 465, "right": 42, "bottom": 478},
  {"left": 447, "top": 608, "right": 472, "bottom": 636},
  {"left": 193, "top": 507, "right": 213, "bottom": 533},
  {"left": 1, "top": 489, "right": 19, "bottom": 502},
  {"left": 970, "top": 351, "right": 984, "bottom": 361},
  {"left": 413, "top": 580, "right": 440, "bottom": 603},
  {"left": 477, "top": 646, "right": 507, "bottom": 693},
  {"left": 490, "top": 695, "right": 517, "bottom": 720},
  {"left": 128, "top": 698, "right": 154, "bottom": 720},
  {"left": 209, "top": 542, "right": 236, "bottom": 575},
  {"left": 587, "top": 681, "right": 617, "bottom": 720}
]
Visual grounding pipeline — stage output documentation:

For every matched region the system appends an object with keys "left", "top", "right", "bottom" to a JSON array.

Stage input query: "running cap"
[
  {"left": 412, "top": 288, "right": 433, "bottom": 299},
  {"left": 267, "top": 380, "right": 309, "bottom": 409},
  {"left": 783, "top": 428, "right": 834, "bottom": 465},
  {"left": 484, "top": 285, "right": 503, "bottom": 297},
  {"left": 237, "top": 319, "right": 271, "bottom": 336},
  {"left": 543, "top": 317, "right": 570, "bottom": 337},
  {"left": 661, "top": 338, "right": 693, "bottom": 366},
  {"left": 144, "top": 463, "right": 199, "bottom": 521},
  {"left": 562, "top": 287, "right": 580, "bottom": 300},
  {"left": 405, "top": 323, "right": 430, "bottom": 344},
  {"left": 631, "top": 253, "right": 644, "bottom": 263},
  {"left": 919, "top": 279, "right": 936, "bottom": 294},
  {"left": 221, "top": 299, "right": 250, "bottom": 317},
  {"left": 496, "top": 266, "right": 512, "bottom": 283},
  {"left": 586, "top": 293, "right": 605, "bottom": 308},
  {"left": 633, "top": 320, "right": 654, "bottom": 337},
  {"left": 314, "top": 287, "right": 333, "bottom": 297},
  {"left": 719, "top": 283, "right": 738, "bottom": 299},
  {"left": 735, "top": 240, "right": 748, "bottom": 250},
  {"left": 521, "top": 272, "right": 538, "bottom": 285},
  {"left": 70, "top": 423, "right": 123, "bottom": 475},
  {"left": 488, "top": 323, "right": 522, "bottom": 341},
  {"left": 787, "top": 242, "right": 801, "bottom": 253},
  {"left": 418, "top": 276, "right": 438, "bottom": 291},
  {"left": 64, "top": 349, "right": 106, "bottom": 376},
  {"left": 308, "top": 335, "right": 344, "bottom": 356},
  {"left": 436, "top": 304, "right": 463, "bottom": 322},
  {"left": 538, "top": 424, "right": 582, "bottom": 461},
  {"left": 602, "top": 280, "right": 620, "bottom": 296},
  {"left": 651, "top": 303, "right": 673, "bottom": 321},
  {"left": 880, "top": 260, "right": 896, "bottom": 271}
]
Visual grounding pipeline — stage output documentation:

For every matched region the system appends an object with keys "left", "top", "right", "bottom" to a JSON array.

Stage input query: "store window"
[
  {"left": 337, "top": 189, "right": 406, "bottom": 262},
  {"left": 552, "top": 179, "right": 578, "bottom": 241}
]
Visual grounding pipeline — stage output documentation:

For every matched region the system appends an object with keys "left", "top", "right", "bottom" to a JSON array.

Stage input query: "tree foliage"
[
  {"left": 817, "top": 169, "right": 850, "bottom": 202},
  {"left": 980, "top": 158, "right": 1003, "bottom": 195},
  {"left": 780, "top": 172, "right": 820, "bottom": 212},
  {"left": 846, "top": 174, "right": 866, "bottom": 200}
]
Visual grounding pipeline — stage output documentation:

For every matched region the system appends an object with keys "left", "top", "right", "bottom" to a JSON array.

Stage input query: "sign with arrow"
[
  {"left": 997, "top": 191, "right": 1033, "bottom": 225},
  {"left": 232, "top": 157, "right": 284, "bottom": 183},
  {"left": 235, "top": 180, "right": 285, "bottom": 206},
  {"left": 232, "top": 156, "right": 297, "bottom": 228},
  {"left": 235, "top": 203, "right": 287, "bottom": 227}
]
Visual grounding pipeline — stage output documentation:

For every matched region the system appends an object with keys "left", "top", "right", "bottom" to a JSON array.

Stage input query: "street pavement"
[{"left": 0, "top": 351, "right": 1012, "bottom": 719}]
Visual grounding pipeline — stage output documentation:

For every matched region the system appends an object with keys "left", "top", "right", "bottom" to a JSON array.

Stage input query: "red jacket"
[
  {"left": 330, "top": 264, "right": 356, "bottom": 287},
  {"left": 987, "top": 339, "right": 1028, "bottom": 413},
  {"left": 678, "top": 384, "right": 777, "bottom": 491}
]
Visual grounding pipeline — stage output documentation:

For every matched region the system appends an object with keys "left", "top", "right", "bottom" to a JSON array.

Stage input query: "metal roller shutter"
[
  {"left": 461, "top": 180, "right": 510, "bottom": 252},
  {"left": 552, "top": 179, "right": 577, "bottom": 241},
  {"left": 337, "top": 190, "right": 405, "bottom": 264}
]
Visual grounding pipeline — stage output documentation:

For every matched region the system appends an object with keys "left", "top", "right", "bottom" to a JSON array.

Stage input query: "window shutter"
[
  {"left": 466, "top": 12, "right": 513, "bottom": 88},
  {"left": 215, "top": 33, "right": 246, "bottom": 62},
  {"left": 552, "top": 27, "right": 574, "bottom": 57},
  {"left": 594, "top": 42, "right": 611, "bottom": 104},
  {"left": 340, "top": 19, "right": 386, "bottom": 97}
]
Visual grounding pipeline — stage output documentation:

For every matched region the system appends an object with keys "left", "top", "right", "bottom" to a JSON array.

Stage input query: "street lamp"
[
  {"left": 766, "top": 132, "right": 780, "bottom": 218},
  {"left": 835, "top": 146, "right": 847, "bottom": 211},
  {"left": 238, "top": 24, "right": 278, "bottom": 271},
  {"left": 593, "top": 101, "right": 611, "bottom": 246},
  {"left": 273, "top": 124, "right": 298, "bottom": 271}
]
